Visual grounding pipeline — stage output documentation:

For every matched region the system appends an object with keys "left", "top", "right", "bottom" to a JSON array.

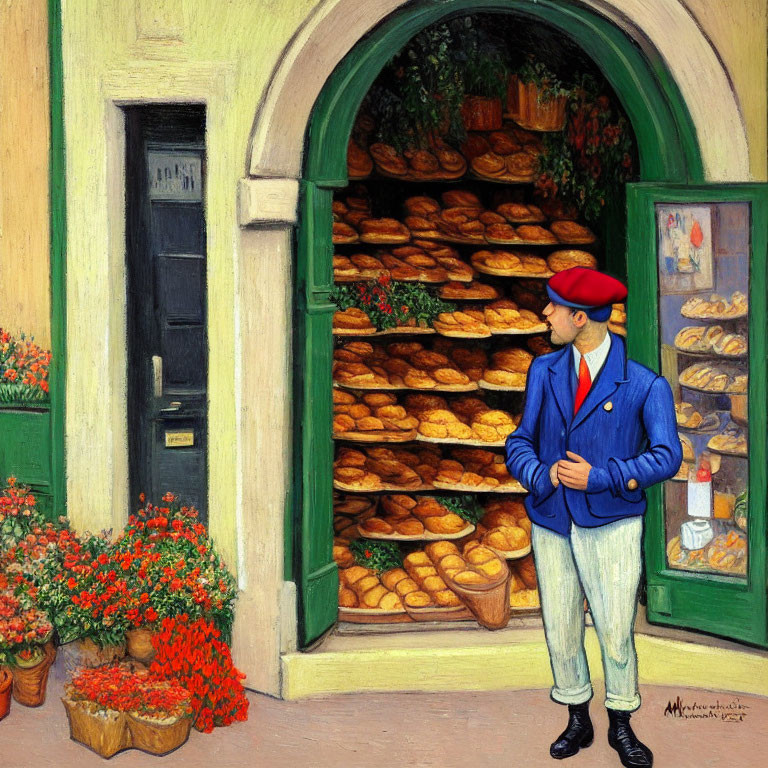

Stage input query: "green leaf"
[{"left": 349, "top": 539, "right": 402, "bottom": 574}]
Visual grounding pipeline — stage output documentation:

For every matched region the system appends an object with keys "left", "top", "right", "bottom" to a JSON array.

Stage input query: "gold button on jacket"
[
  {"left": 603, "top": 401, "right": 613, "bottom": 411},
  {"left": 627, "top": 478, "right": 638, "bottom": 491}
]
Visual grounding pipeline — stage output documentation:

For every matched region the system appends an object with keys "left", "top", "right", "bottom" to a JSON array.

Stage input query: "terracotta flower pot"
[
  {"left": 62, "top": 698, "right": 129, "bottom": 759},
  {"left": 11, "top": 641, "right": 56, "bottom": 707},
  {"left": 127, "top": 712, "right": 192, "bottom": 756},
  {"left": 126, "top": 628, "right": 157, "bottom": 664},
  {"left": 0, "top": 667, "right": 12, "bottom": 721},
  {"left": 461, "top": 95, "right": 503, "bottom": 132},
  {"left": 507, "top": 75, "right": 567, "bottom": 132}
]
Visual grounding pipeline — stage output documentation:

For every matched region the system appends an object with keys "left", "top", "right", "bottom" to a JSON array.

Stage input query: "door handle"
[
  {"left": 159, "top": 401, "right": 183, "bottom": 414},
  {"left": 152, "top": 355, "right": 163, "bottom": 398}
]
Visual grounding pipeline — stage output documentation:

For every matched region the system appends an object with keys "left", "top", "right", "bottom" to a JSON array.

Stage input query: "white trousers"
[{"left": 532, "top": 517, "right": 643, "bottom": 711}]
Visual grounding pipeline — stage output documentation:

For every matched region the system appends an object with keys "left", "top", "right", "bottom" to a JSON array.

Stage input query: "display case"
[{"left": 627, "top": 184, "right": 767, "bottom": 647}]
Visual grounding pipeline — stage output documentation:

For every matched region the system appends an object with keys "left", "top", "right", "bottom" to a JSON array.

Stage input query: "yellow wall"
[
  {"left": 61, "top": 0, "right": 320, "bottom": 561},
  {"left": 0, "top": 0, "right": 51, "bottom": 347},
  {"left": 686, "top": 0, "right": 768, "bottom": 180}
]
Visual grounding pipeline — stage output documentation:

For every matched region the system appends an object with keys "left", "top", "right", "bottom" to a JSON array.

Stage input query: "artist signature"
[{"left": 663, "top": 695, "right": 749, "bottom": 722}]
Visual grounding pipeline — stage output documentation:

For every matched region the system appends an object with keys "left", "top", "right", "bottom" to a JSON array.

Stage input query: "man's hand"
[
  {"left": 557, "top": 451, "right": 593, "bottom": 490},
  {"left": 549, "top": 462, "right": 560, "bottom": 488}
]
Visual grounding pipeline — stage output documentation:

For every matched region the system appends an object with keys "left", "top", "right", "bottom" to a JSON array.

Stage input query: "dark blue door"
[{"left": 126, "top": 106, "right": 208, "bottom": 520}]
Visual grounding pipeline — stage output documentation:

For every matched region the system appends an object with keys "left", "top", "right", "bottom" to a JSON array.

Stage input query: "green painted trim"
[
  {"left": 627, "top": 182, "right": 768, "bottom": 648},
  {"left": 48, "top": 0, "right": 67, "bottom": 519},
  {"left": 296, "top": 0, "right": 705, "bottom": 648}
]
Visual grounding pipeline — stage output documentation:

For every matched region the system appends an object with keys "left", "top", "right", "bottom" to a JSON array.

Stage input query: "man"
[{"left": 505, "top": 267, "right": 681, "bottom": 768}]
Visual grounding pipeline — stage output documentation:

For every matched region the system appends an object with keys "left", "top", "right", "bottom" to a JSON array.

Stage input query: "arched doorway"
[{"left": 293, "top": 0, "right": 709, "bottom": 646}]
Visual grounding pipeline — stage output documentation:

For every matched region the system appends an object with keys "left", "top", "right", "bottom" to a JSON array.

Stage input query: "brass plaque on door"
[{"left": 165, "top": 431, "right": 194, "bottom": 448}]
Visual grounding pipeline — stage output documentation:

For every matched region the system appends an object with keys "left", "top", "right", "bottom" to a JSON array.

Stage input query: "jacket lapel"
[
  {"left": 570, "top": 333, "right": 629, "bottom": 431},
  {"left": 547, "top": 346, "right": 573, "bottom": 425}
]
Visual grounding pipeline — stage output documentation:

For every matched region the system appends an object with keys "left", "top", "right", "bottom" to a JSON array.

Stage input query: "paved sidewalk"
[{"left": 2, "top": 656, "right": 766, "bottom": 768}]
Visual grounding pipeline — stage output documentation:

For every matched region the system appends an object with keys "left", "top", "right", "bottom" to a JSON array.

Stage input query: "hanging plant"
[
  {"left": 514, "top": 57, "right": 571, "bottom": 103},
  {"left": 369, "top": 23, "right": 465, "bottom": 150},
  {"left": 535, "top": 75, "right": 635, "bottom": 222}
]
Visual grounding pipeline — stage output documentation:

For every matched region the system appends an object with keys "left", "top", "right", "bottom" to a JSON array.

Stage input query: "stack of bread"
[
  {"left": 466, "top": 497, "right": 533, "bottom": 555},
  {"left": 435, "top": 447, "right": 524, "bottom": 491},
  {"left": 484, "top": 298, "right": 547, "bottom": 333},
  {"left": 509, "top": 554, "right": 540, "bottom": 608},
  {"left": 681, "top": 291, "right": 748, "bottom": 320},
  {"left": 333, "top": 340, "right": 476, "bottom": 390},
  {"left": 333, "top": 445, "right": 441, "bottom": 491},
  {"left": 547, "top": 249, "right": 598, "bottom": 273},
  {"left": 347, "top": 139, "right": 373, "bottom": 179},
  {"left": 481, "top": 347, "right": 534, "bottom": 389},
  {"left": 462, "top": 128, "right": 541, "bottom": 182},
  {"left": 338, "top": 565, "right": 405, "bottom": 611},
  {"left": 357, "top": 494, "right": 470, "bottom": 538},
  {"left": 679, "top": 362, "right": 747, "bottom": 393},
  {"left": 707, "top": 423, "right": 747, "bottom": 455},
  {"left": 675, "top": 325, "right": 747, "bottom": 357},
  {"left": 439, "top": 280, "right": 501, "bottom": 300},
  {"left": 403, "top": 393, "right": 519, "bottom": 444},
  {"left": 428, "top": 540, "right": 508, "bottom": 585},
  {"left": 400, "top": 550, "right": 465, "bottom": 608},
  {"left": 369, "top": 142, "right": 466, "bottom": 180},
  {"left": 471, "top": 249, "right": 551, "bottom": 276},
  {"left": 333, "top": 389, "right": 419, "bottom": 438},
  {"left": 333, "top": 252, "right": 388, "bottom": 282},
  {"left": 333, "top": 307, "right": 376, "bottom": 335}
]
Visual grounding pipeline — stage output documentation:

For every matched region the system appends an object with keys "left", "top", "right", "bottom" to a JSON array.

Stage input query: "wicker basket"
[
  {"left": 12, "top": 641, "right": 56, "bottom": 707},
  {"left": 62, "top": 698, "right": 129, "bottom": 759},
  {"left": 0, "top": 667, "right": 12, "bottom": 721},
  {"left": 125, "top": 628, "right": 156, "bottom": 664},
  {"left": 127, "top": 713, "right": 192, "bottom": 755},
  {"left": 461, "top": 95, "right": 503, "bottom": 132},
  {"left": 437, "top": 560, "right": 512, "bottom": 630},
  {"left": 506, "top": 75, "right": 567, "bottom": 132}
]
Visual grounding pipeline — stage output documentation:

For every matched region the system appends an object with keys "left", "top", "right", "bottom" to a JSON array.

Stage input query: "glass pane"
[{"left": 656, "top": 202, "right": 748, "bottom": 579}]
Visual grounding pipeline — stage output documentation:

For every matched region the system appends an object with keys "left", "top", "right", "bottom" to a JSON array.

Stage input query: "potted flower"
[
  {"left": 460, "top": 32, "right": 509, "bottom": 132},
  {"left": 114, "top": 493, "right": 238, "bottom": 663},
  {"left": 0, "top": 477, "right": 43, "bottom": 550},
  {"left": 0, "top": 330, "right": 51, "bottom": 406},
  {"left": 63, "top": 664, "right": 192, "bottom": 757},
  {"left": 507, "top": 57, "right": 571, "bottom": 132},
  {"left": 33, "top": 528, "right": 129, "bottom": 667},
  {"left": 535, "top": 75, "right": 635, "bottom": 222},
  {"left": 0, "top": 590, "right": 55, "bottom": 706},
  {"left": 149, "top": 615, "right": 248, "bottom": 733}
]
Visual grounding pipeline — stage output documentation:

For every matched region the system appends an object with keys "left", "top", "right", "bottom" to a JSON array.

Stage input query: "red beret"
[{"left": 547, "top": 267, "right": 627, "bottom": 310}]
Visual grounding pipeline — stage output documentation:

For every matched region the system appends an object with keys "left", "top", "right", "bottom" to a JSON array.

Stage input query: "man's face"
[{"left": 543, "top": 301, "right": 581, "bottom": 345}]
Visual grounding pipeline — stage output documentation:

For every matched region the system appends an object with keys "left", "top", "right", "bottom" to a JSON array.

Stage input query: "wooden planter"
[
  {"left": 127, "top": 712, "right": 192, "bottom": 755},
  {"left": 126, "top": 628, "right": 157, "bottom": 664},
  {"left": 0, "top": 668, "right": 12, "bottom": 721},
  {"left": 461, "top": 95, "right": 503, "bottom": 132},
  {"left": 63, "top": 698, "right": 128, "bottom": 759},
  {"left": 11, "top": 641, "right": 56, "bottom": 707},
  {"left": 72, "top": 637, "right": 127, "bottom": 668},
  {"left": 62, "top": 698, "right": 191, "bottom": 759},
  {"left": 506, "top": 75, "right": 567, "bottom": 131}
]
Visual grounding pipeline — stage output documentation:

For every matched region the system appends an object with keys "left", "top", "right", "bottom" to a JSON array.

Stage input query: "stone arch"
[{"left": 245, "top": 0, "right": 749, "bottom": 186}]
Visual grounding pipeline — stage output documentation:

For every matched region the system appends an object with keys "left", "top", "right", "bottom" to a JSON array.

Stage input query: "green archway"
[{"left": 293, "top": 0, "right": 704, "bottom": 646}]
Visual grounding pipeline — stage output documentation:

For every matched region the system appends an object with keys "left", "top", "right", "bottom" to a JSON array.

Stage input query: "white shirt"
[{"left": 572, "top": 332, "right": 612, "bottom": 381}]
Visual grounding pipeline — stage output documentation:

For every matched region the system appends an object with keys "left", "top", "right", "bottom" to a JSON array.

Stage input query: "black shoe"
[
  {"left": 549, "top": 702, "right": 594, "bottom": 759},
  {"left": 607, "top": 709, "right": 653, "bottom": 767}
]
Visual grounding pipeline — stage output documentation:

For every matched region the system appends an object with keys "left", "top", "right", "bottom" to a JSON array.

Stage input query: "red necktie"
[{"left": 573, "top": 355, "right": 592, "bottom": 415}]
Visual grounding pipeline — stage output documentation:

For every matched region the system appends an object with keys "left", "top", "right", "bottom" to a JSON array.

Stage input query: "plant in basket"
[
  {"left": 331, "top": 276, "right": 455, "bottom": 332},
  {"left": 535, "top": 74, "right": 635, "bottom": 222},
  {"left": 0, "top": 588, "right": 53, "bottom": 667},
  {"left": 110, "top": 492, "right": 237, "bottom": 662},
  {"left": 63, "top": 664, "right": 193, "bottom": 757},
  {"left": 0, "top": 329, "right": 51, "bottom": 404},
  {"left": 149, "top": 615, "right": 248, "bottom": 733}
]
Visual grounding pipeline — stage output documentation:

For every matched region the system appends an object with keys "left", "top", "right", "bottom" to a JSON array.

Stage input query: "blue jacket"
[{"left": 505, "top": 333, "right": 682, "bottom": 536}]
